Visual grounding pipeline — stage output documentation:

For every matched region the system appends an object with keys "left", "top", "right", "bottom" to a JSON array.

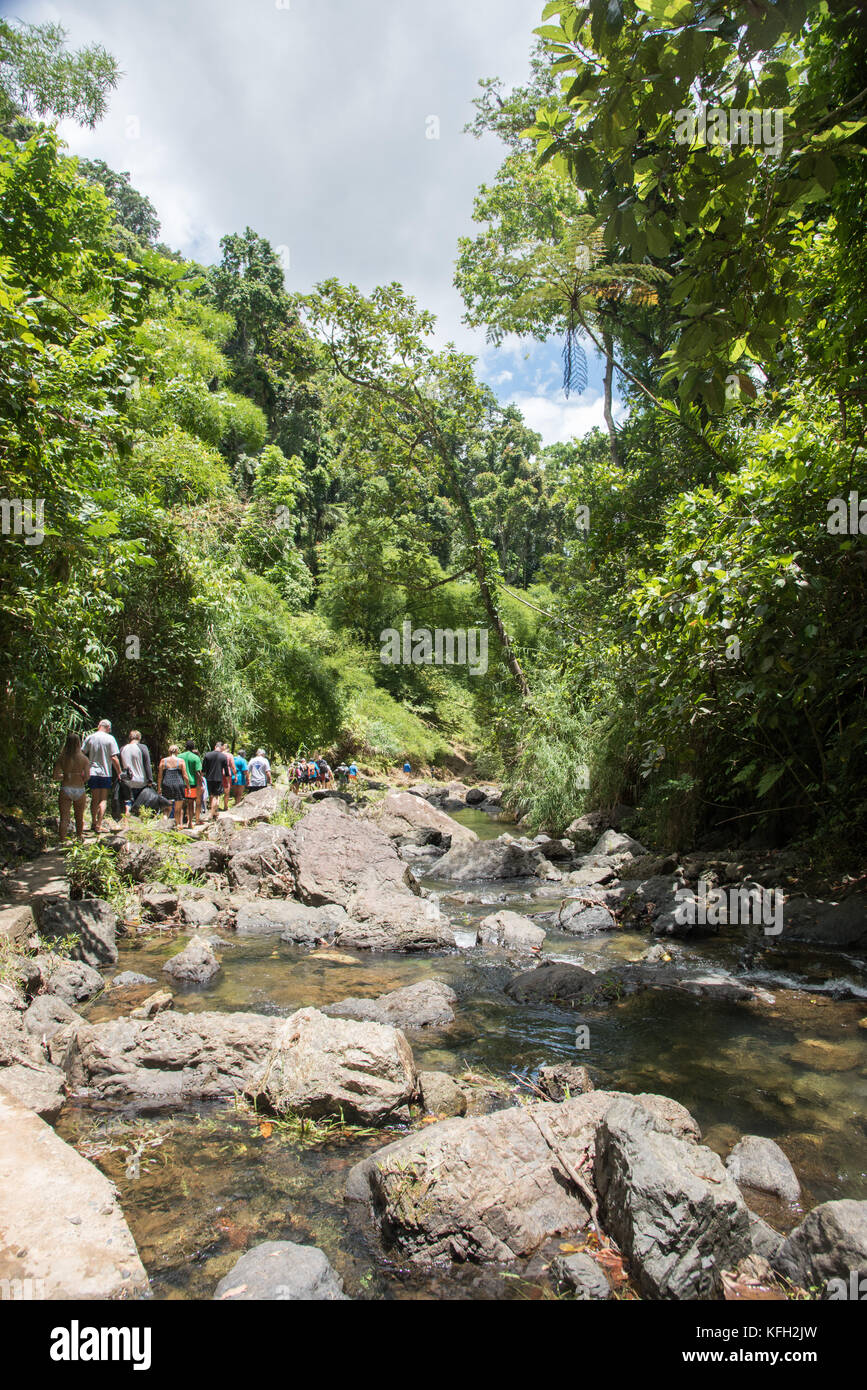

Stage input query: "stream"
[{"left": 56, "top": 805, "right": 867, "bottom": 1301}]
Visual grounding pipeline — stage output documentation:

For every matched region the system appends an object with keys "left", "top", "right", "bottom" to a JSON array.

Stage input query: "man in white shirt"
[
  {"left": 247, "top": 749, "right": 272, "bottom": 790},
  {"left": 81, "top": 719, "right": 121, "bottom": 833}
]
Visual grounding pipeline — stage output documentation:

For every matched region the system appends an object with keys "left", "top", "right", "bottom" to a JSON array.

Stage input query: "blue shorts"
[{"left": 88, "top": 775, "right": 112, "bottom": 790}]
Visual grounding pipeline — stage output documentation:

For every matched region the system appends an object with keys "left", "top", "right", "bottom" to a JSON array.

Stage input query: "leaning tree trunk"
[
  {"left": 602, "top": 330, "right": 622, "bottom": 468},
  {"left": 440, "top": 453, "right": 531, "bottom": 699}
]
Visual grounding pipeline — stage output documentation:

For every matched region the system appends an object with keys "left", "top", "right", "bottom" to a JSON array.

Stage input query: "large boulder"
[
  {"left": 587, "top": 830, "right": 647, "bottom": 866},
  {"left": 222, "top": 785, "right": 299, "bottom": 824},
  {"left": 365, "top": 791, "right": 477, "bottom": 849},
  {"left": 226, "top": 825, "right": 294, "bottom": 891},
  {"left": 0, "top": 904, "right": 36, "bottom": 946},
  {"left": 183, "top": 842, "right": 229, "bottom": 875},
  {"left": 23, "top": 993, "right": 80, "bottom": 1042},
  {"left": 433, "top": 837, "right": 546, "bottom": 882},
  {"left": 0, "top": 1085, "right": 149, "bottom": 1298},
  {"left": 782, "top": 897, "right": 867, "bottom": 948},
  {"left": 38, "top": 898, "right": 118, "bottom": 967},
  {"left": 31, "top": 953, "right": 103, "bottom": 1005},
  {"left": 594, "top": 1097, "right": 751, "bottom": 1299},
  {"left": 116, "top": 840, "right": 166, "bottom": 883},
  {"left": 726, "top": 1135, "right": 801, "bottom": 1203},
  {"left": 556, "top": 892, "right": 618, "bottom": 936},
  {"left": 236, "top": 900, "right": 347, "bottom": 941},
  {"left": 0, "top": 1002, "right": 67, "bottom": 1121},
  {"left": 506, "top": 962, "right": 643, "bottom": 1010},
  {"left": 773, "top": 1200, "right": 867, "bottom": 1291},
  {"left": 285, "top": 800, "right": 417, "bottom": 906},
  {"left": 347, "top": 1090, "right": 699, "bottom": 1265},
  {"left": 214, "top": 1241, "right": 347, "bottom": 1301},
  {"left": 335, "top": 886, "right": 455, "bottom": 953},
  {"left": 479, "top": 910, "right": 545, "bottom": 951},
  {"left": 162, "top": 937, "right": 221, "bottom": 984},
  {"left": 244, "top": 1007, "right": 417, "bottom": 1124},
  {"left": 139, "top": 882, "right": 178, "bottom": 922},
  {"left": 322, "top": 980, "right": 456, "bottom": 1029}
]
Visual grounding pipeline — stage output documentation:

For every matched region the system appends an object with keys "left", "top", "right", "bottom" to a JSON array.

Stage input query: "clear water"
[{"left": 57, "top": 814, "right": 867, "bottom": 1300}]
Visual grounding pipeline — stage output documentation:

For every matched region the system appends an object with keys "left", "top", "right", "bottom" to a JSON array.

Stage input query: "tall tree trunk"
[
  {"left": 602, "top": 330, "right": 622, "bottom": 468},
  {"left": 441, "top": 454, "right": 531, "bottom": 698}
]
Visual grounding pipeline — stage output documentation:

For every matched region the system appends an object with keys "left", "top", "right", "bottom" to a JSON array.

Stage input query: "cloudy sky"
[{"left": 18, "top": 0, "right": 619, "bottom": 445}]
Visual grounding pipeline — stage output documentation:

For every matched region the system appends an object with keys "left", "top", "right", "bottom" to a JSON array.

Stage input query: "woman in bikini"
[
  {"left": 53, "top": 733, "right": 91, "bottom": 841},
  {"left": 157, "top": 745, "right": 190, "bottom": 829}
]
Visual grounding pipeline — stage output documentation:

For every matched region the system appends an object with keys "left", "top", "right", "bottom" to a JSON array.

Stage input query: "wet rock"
[
  {"left": 536, "top": 1064, "right": 595, "bottom": 1101},
  {"left": 419, "top": 1071, "right": 467, "bottom": 1117},
  {"left": 38, "top": 898, "right": 118, "bottom": 967},
  {"left": 33, "top": 954, "right": 103, "bottom": 1005},
  {"left": 162, "top": 937, "right": 220, "bottom": 984},
  {"left": 139, "top": 882, "right": 178, "bottom": 921},
  {"left": 365, "top": 791, "right": 477, "bottom": 848},
  {"left": 479, "top": 910, "right": 545, "bottom": 951},
  {"left": 23, "top": 993, "right": 79, "bottom": 1041},
  {"left": 786, "top": 1038, "right": 861, "bottom": 1072},
  {"left": 677, "top": 974, "right": 758, "bottom": 1002},
  {"left": 551, "top": 1251, "right": 612, "bottom": 1300},
  {"left": 783, "top": 896, "right": 867, "bottom": 949},
  {"left": 506, "top": 962, "right": 643, "bottom": 1010},
  {"left": 130, "top": 990, "right": 174, "bottom": 1020},
  {"left": 0, "top": 1086, "right": 149, "bottom": 1298},
  {"left": 434, "top": 837, "right": 546, "bottom": 882},
  {"left": 595, "top": 1097, "right": 751, "bottom": 1299},
  {"left": 726, "top": 1136, "right": 801, "bottom": 1203},
  {"left": 110, "top": 971, "right": 156, "bottom": 989},
  {"left": 347, "top": 1090, "right": 699, "bottom": 1265},
  {"left": 214, "top": 1241, "right": 347, "bottom": 1301},
  {"left": 774, "top": 1199, "right": 867, "bottom": 1291},
  {"left": 236, "top": 900, "right": 346, "bottom": 941},
  {"left": 322, "top": 980, "right": 456, "bottom": 1030},
  {"left": 245, "top": 1007, "right": 417, "bottom": 1124}
]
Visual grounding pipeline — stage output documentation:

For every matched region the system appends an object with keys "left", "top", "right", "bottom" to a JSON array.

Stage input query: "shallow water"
[{"left": 59, "top": 815, "right": 867, "bottom": 1300}]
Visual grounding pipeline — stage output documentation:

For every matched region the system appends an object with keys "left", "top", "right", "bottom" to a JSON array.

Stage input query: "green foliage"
[{"left": 0, "top": 19, "right": 119, "bottom": 129}]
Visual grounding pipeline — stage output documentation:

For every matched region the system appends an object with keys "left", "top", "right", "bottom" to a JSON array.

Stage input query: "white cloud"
[{"left": 511, "top": 390, "right": 628, "bottom": 445}]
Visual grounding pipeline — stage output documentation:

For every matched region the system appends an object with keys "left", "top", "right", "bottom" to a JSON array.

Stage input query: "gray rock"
[
  {"left": 322, "top": 980, "right": 456, "bottom": 1029},
  {"left": 335, "top": 887, "right": 455, "bottom": 953},
  {"left": 365, "top": 791, "right": 477, "bottom": 849},
  {"left": 0, "top": 1001, "right": 67, "bottom": 1121},
  {"left": 749, "top": 1211, "right": 785, "bottom": 1262},
  {"left": 34, "top": 954, "right": 104, "bottom": 1005},
  {"left": 782, "top": 897, "right": 867, "bottom": 948},
  {"left": 285, "top": 800, "right": 415, "bottom": 906},
  {"left": 178, "top": 897, "right": 220, "bottom": 928},
  {"left": 116, "top": 840, "right": 165, "bottom": 883},
  {"left": 588, "top": 830, "right": 646, "bottom": 864},
  {"left": 236, "top": 900, "right": 345, "bottom": 941},
  {"left": 419, "top": 1070, "right": 467, "bottom": 1117},
  {"left": 551, "top": 1251, "right": 612, "bottom": 1300},
  {"left": 0, "top": 1086, "right": 149, "bottom": 1297},
  {"left": 139, "top": 882, "right": 178, "bottom": 921},
  {"left": 536, "top": 1064, "right": 595, "bottom": 1101},
  {"left": 226, "top": 825, "right": 294, "bottom": 890},
  {"left": 726, "top": 1135, "right": 801, "bottom": 1204},
  {"left": 162, "top": 937, "right": 220, "bottom": 984},
  {"left": 557, "top": 894, "right": 617, "bottom": 936},
  {"left": 38, "top": 898, "right": 118, "bottom": 967},
  {"left": 183, "top": 841, "right": 229, "bottom": 875},
  {"left": 0, "top": 904, "right": 36, "bottom": 945},
  {"left": 245, "top": 1007, "right": 417, "bottom": 1124},
  {"left": 594, "top": 1097, "right": 751, "bottom": 1299},
  {"left": 506, "top": 962, "right": 643, "bottom": 1010},
  {"left": 110, "top": 971, "right": 157, "bottom": 989},
  {"left": 479, "top": 910, "right": 546, "bottom": 951},
  {"left": 774, "top": 1200, "right": 867, "bottom": 1291},
  {"left": 213, "top": 1241, "right": 347, "bottom": 1301},
  {"left": 347, "top": 1090, "right": 700, "bottom": 1264},
  {"left": 433, "top": 837, "right": 546, "bottom": 882},
  {"left": 223, "top": 785, "right": 299, "bottom": 824},
  {"left": 23, "top": 993, "right": 79, "bottom": 1041}
]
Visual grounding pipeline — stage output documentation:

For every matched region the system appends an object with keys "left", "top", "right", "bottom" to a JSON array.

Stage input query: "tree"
[
  {"left": 77, "top": 159, "right": 161, "bottom": 245},
  {"left": 0, "top": 19, "right": 119, "bottom": 128}
]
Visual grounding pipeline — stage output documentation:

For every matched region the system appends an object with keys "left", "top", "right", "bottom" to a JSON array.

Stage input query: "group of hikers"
[
  {"left": 52, "top": 720, "right": 373, "bottom": 841},
  {"left": 52, "top": 721, "right": 274, "bottom": 839}
]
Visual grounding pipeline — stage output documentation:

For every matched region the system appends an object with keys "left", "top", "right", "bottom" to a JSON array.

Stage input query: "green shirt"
[{"left": 179, "top": 751, "right": 202, "bottom": 786}]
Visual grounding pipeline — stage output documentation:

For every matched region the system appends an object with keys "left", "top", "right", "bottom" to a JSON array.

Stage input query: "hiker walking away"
[
  {"left": 53, "top": 733, "right": 90, "bottom": 841},
  {"left": 157, "top": 745, "right": 189, "bottom": 828},
  {"left": 231, "top": 749, "right": 248, "bottom": 804},
  {"left": 201, "top": 743, "right": 229, "bottom": 820},
  {"left": 318, "top": 756, "right": 332, "bottom": 788},
  {"left": 336, "top": 762, "right": 349, "bottom": 790},
  {"left": 247, "top": 748, "right": 272, "bottom": 790},
  {"left": 180, "top": 740, "right": 203, "bottom": 827},
  {"left": 217, "top": 742, "right": 236, "bottom": 811},
  {"left": 119, "top": 731, "right": 153, "bottom": 822},
  {"left": 81, "top": 719, "right": 121, "bottom": 834},
  {"left": 403, "top": 760, "right": 411, "bottom": 776}
]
